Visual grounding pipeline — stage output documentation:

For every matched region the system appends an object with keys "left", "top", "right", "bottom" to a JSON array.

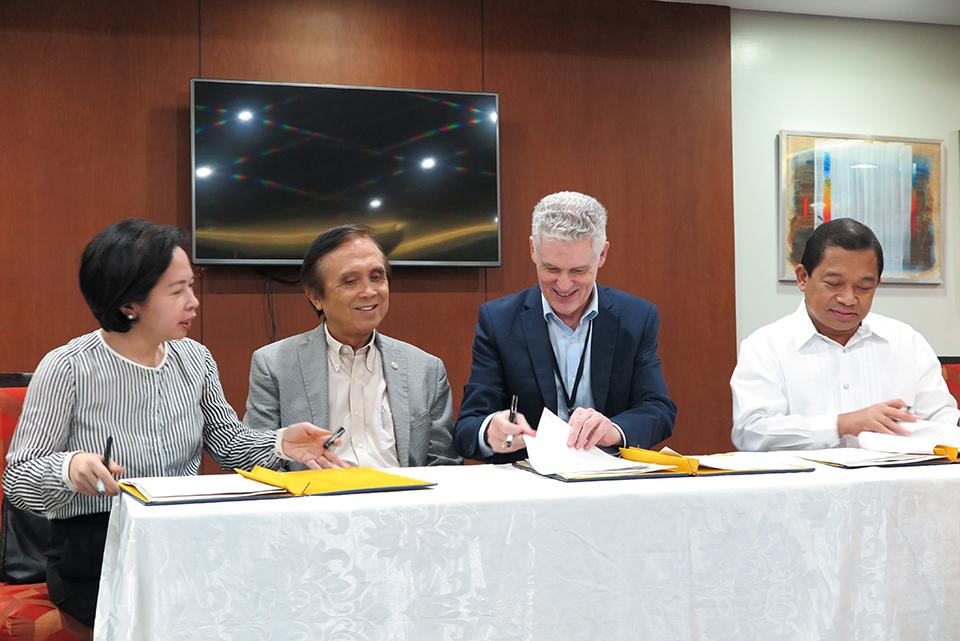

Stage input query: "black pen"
[
  {"left": 324, "top": 426, "right": 346, "bottom": 450},
  {"left": 95, "top": 435, "right": 113, "bottom": 494},
  {"left": 504, "top": 395, "right": 518, "bottom": 448}
]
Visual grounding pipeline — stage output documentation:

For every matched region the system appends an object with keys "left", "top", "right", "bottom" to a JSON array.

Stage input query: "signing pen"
[
  {"left": 324, "top": 426, "right": 346, "bottom": 450},
  {"left": 504, "top": 394, "right": 518, "bottom": 448},
  {"left": 95, "top": 435, "right": 113, "bottom": 495}
]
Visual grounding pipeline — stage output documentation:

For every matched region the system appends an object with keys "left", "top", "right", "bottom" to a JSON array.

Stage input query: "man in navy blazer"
[{"left": 454, "top": 191, "right": 677, "bottom": 462}]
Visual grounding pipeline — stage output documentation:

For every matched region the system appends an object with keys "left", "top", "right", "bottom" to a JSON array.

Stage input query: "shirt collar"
[
  {"left": 790, "top": 300, "right": 883, "bottom": 350},
  {"left": 541, "top": 284, "right": 600, "bottom": 331},
  {"left": 324, "top": 323, "right": 378, "bottom": 372}
]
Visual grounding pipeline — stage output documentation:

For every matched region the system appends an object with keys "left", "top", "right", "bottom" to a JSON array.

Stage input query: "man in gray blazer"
[{"left": 243, "top": 225, "right": 460, "bottom": 468}]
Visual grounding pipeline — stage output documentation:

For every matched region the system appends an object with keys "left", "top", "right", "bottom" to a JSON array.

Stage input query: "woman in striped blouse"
[{"left": 3, "top": 219, "right": 346, "bottom": 629}]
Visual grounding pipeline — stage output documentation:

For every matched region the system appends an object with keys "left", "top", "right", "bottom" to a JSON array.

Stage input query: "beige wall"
[{"left": 732, "top": 10, "right": 960, "bottom": 352}]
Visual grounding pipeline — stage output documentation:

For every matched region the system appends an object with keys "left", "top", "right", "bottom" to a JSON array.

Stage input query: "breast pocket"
[{"left": 380, "top": 405, "right": 397, "bottom": 432}]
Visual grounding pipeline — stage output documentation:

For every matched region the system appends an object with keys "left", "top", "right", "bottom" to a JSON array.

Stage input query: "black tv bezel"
[{"left": 189, "top": 77, "right": 502, "bottom": 267}]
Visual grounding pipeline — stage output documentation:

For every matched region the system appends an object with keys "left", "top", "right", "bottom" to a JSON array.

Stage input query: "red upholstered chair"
[
  {"left": 0, "top": 380, "right": 89, "bottom": 641},
  {"left": 941, "top": 359, "right": 960, "bottom": 406}
]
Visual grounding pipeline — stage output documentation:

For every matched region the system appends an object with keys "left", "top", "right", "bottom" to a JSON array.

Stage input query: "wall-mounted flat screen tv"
[{"left": 191, "top": 78, "right": 500, "bottom": 266}]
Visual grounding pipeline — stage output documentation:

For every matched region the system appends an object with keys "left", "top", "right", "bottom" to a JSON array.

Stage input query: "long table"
[{"left": 93, "top": 461, "right": 960, "bottom": 641}]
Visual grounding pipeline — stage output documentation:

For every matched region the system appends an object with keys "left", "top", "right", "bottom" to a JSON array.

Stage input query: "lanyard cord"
[{"left": 547, "top": 321, "right": 593, "bottom": 415}]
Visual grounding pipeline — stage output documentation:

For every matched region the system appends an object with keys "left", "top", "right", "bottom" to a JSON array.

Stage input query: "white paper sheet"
[
  {"left": 695, "top": 452, "right": 812, "bottom": 472},
  {"left": 793, "top": 448, "right": 943, "bottom": 468},
  {"left": 122, "top": 474, "right": 283, "bottom": 501},
  {"left": 857, "top": 420, "right": 960, "bottom": 454},
  {"left": 524, "top": 408, "right": 666, "bottom": 475}
]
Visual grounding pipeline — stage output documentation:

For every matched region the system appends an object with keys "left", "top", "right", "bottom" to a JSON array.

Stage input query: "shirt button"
[
  {"left": 357, "top": 442, "right": 364, "bottom": 448},
  {"left": 842, "top": 384, "right": 850, "bottom": 390}
]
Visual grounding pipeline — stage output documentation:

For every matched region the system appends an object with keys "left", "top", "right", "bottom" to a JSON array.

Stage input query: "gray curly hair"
[{"left": 531, "top": 191, "right": 608, "bottom": 258}]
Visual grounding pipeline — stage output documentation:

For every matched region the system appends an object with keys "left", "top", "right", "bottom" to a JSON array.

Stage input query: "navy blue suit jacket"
[{"left": 454, "top": 285, "right": 677, "bottom": 462}]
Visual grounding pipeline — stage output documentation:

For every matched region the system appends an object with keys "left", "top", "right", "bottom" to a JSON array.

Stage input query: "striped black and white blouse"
[{"left": 3, "top": 330, "right": 281, "bottom": 519}]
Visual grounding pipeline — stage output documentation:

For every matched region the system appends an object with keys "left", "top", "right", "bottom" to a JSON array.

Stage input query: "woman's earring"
[{"left": 127, "top": 314, "right": 136, "bottom": 320}]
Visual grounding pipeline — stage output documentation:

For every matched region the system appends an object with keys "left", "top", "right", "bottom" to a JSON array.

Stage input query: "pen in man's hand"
[
  {"left": 324, "top": 426, "right": 346, "bottom": 450},
  {"left": 504, "top": 395, "right": 518, "bottom": 448},
  {"left": 95, "top": 435, "right": 113, "bottom": 495}
]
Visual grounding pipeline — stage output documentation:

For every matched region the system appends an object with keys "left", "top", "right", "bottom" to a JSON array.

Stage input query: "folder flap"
[
  {"left": 619, "top": 447, "right": 699, "bottom": 473},
  {"left": 237, "top": 466, "right": 435, "bottom": 496},
  {"left": 933, "top": 444, "right": 958, "bottom": 462}
]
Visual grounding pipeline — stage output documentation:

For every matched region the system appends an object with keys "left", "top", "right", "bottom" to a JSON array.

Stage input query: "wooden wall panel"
[
  {"left": 0, "top": 0, "right": 736, "bottom": 457},
  {"left": 196, "top": 0, "right": 487, "bottom": 420},
  {"left": 483, "top": 0, "right": 736, "bottom": 453},
  {"left": 0, "top": 0, "right": 200, "bottom": 370}
]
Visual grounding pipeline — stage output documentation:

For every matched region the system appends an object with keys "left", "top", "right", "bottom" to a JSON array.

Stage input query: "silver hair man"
[{"left": 530, "top": 191, "right": 608, "bottom": 258}]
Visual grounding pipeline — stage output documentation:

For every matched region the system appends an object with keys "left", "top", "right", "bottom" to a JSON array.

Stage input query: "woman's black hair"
[{"left": 79, "top": 219, "right": 185, "bottom": 332}]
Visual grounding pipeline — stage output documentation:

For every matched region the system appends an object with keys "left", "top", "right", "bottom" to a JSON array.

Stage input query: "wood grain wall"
[{"left": 0, "top": 0, "right": 735, "bottom": 455}]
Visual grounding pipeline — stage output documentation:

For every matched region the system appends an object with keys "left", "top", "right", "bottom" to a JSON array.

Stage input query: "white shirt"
[
  {"left": 325, "top": 326, "right": 399, "bottom": 468},
  {"left": 731, "top": 301, "right": 960, "bottom": 451}
]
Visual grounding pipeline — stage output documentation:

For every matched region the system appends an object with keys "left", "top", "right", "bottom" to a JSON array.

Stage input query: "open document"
[
  {"left": 795, "top": 420, "right": 960, "bottom": 468},
  {"left": 519, "top": 408, "right": 673, "bottom": 480},
  {"left": 120, "top": 468, "right": 436, "bottom": 505},
  {"left": 119, "top": 474, "right": 286, "bottom": 505},
  {"left": 620, "top": 447, "right": 814, "bottom": 476}
]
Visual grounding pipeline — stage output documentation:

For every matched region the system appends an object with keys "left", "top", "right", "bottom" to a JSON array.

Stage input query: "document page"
[
  {"left": 524, "top": 408, "right": 670, "bottom": 476},
  {"left": 695, "top": 452, "right": 812, "bottom": 472},
  {"left": 121, "top": 474, "right": 284, "bottom": 502},
  {"left": 857, "top": 420, "right": 960, "bottom": 454},
  {"left": 793, "top": 448, "right": 943, "bottom": 467}
]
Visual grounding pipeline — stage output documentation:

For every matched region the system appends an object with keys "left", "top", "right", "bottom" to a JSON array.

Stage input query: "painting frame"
[{"left": 778, "top": 130, "right": 944, "bottom": 284}]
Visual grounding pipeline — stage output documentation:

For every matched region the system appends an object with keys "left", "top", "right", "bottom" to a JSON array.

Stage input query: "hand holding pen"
[
  {"left": 504, "top": 395, "right": 518, "bottom": 448},
  {"left": 68, "top": 435, "right": 125, "bottom": 497},
  {"left": 490, "top": 395, "right": 535, "bottom": 454},
  {"left": 281, "top": 423, "right": 350, "bottom": 470}
]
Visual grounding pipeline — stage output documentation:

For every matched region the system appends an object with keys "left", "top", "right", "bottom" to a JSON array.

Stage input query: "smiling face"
[
  {"left": 308, "top": 236, "right": 389, "bottom": 349},
  {"left": 796, "top": 246, "right": 879, "bottom": 346},
  {"left": 530, "top": 235, "right": 608, "bottom": 328},
  {"left": 124, "top": 247, "right": 198, "bottom": 343}
]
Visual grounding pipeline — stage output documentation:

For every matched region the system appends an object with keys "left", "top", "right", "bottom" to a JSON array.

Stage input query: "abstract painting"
[{"left": 778, "top": 131, "right": 943, "bottom": 283}]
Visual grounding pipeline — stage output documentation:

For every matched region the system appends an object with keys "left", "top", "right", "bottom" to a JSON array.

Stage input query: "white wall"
[{"left": 731, "top": 10, "right": 960, "bottom": 353}]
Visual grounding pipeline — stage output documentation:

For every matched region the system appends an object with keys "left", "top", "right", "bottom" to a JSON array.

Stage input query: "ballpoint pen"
[
  {"left": 504, "top": 395, "right": 518, "bottom": 448},
  {"left": 324, "top": 426, "right": 346, "bottom": 450},
  {"left": 95, "top": 435, "right": 113, "bottom": 495}
]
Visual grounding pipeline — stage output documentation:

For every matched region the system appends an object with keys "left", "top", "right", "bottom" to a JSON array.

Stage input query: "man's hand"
[
  {"left": 567, "top": 407, "right": 622, "bottom": 450},
  {"left": 486, "top": 410, "right": 536, "bottom": 454},
  {"left": 837, "top": 399, "right": 916, "bottom": 438},
  {"left": 68, "top": 452, "right": 125, "bottom": 496},
  {"left": 282, "top": 422, "right": 351, "bottom": 469}
]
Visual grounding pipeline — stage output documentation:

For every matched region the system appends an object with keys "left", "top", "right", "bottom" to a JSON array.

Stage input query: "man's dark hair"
[
  {"left": 300, "top": 225, "right": 390, "bottom": 318},
  {"left": 79, "top": 219, "right": 185, "bottom": 332},
  {"left": 800, "top": 218, "right": 884, "bottom": 279}
]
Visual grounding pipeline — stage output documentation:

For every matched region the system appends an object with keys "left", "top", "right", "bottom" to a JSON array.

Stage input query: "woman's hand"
[
  {"left": 282, "top": 422, "right": 351, "bottom": 469},
  {"left": 68, "top": 452, "right": 125, "bottom": 496}
]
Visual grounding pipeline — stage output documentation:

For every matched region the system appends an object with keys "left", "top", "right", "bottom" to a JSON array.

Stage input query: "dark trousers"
[{"left": 46, "top": 512, "right": 110, "bottom": 629}]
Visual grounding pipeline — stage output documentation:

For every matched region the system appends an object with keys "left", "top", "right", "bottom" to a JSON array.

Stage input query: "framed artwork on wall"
[{"left": 778, "top": 130, "right": 944, "bottom": 284}]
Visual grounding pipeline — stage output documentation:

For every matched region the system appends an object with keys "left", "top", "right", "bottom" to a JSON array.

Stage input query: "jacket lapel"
[
  {"left": 379, "top": 335, "right": 410, "bottom": 466},
  {"left": 520, "top": 288, "right": 558, "bottom": 412},
  {"left": 298, "top": 325, "right": 330, "bottom": 428},
  {"left": 590, "top": 287, "right": 617, "bottom": 411}
]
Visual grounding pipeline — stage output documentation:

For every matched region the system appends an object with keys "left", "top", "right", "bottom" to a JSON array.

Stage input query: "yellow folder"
[
  {"left": 235, "top": 465, "right": 436, "bottom": 496},
  {"left": 618, "top": 448, "right": 814, "bottom": 477}
]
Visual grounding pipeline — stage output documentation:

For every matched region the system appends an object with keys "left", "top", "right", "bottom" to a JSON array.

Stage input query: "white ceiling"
[{"left": 655, "top": 0, "right": 960, "bottom": 26}]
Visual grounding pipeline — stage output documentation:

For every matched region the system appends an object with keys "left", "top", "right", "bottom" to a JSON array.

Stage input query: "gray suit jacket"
[{"left": 243, "top": 326, "right": 461, "bottom": 467}]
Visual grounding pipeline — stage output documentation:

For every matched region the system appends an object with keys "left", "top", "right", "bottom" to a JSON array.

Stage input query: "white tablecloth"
[{"left": 93, "top": 462, "right": 960, "bottom": 641}]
